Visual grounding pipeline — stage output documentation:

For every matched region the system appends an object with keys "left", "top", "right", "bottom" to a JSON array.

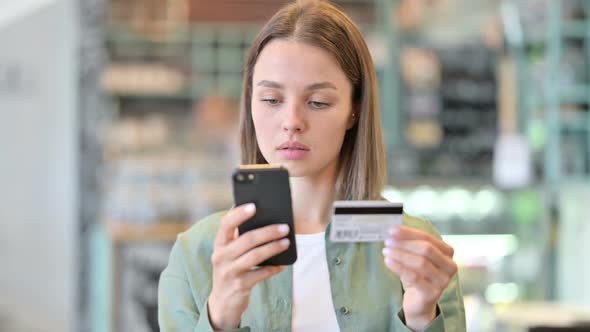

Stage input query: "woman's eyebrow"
[
  {"left": 257, "top": 80, "right": 283, "bottom": 89},
  {"left": 256, "top": 80, "right": 337, "bottom": 91},
  {"left": 305, "top": 82, "right": 337, "bottom": 91}
]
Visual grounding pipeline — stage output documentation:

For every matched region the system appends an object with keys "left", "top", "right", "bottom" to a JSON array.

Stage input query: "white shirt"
[{"left": 291, "top": 232, "right": 341, "bottom": 332}]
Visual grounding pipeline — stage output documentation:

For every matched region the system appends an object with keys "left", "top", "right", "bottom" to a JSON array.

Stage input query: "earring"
[{"left": 352, "top": 113, "right": 356, "bottom": 118}]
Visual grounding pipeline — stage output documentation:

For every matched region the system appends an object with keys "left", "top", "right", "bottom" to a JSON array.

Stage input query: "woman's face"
[{"left": 251, "top": 40, "right": 354, "bottom": 178}]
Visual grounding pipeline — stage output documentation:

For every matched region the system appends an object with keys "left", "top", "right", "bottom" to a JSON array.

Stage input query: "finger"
[
  {"left": 384, "top": 257, "right": 441, "bottom": 302},
  {"left": 215, "top": 204, "right": 256, "bottom": 247},
  {"left": 224, "top": 223, "right": 290, "bottom": 260},
  {"left": 382, "top": 246, "right": 453, "bottom": 288},
  {"left": 384, "top": 239, "right": 458, "bottom": 276},
  {"left": 388, "top": 226, "right": 454, "bottom": 257},
  {"left": 233, "top": 238, "right": 291, "bottom": 271},
  {"left": 242, "top": 265, "right": 287, "bottom": 288}
]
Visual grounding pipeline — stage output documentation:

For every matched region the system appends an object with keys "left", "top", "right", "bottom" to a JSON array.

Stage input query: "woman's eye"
[
  {"left": 262, "top": 98, "right": 280, "bottom": 106},
  {"left": 309, "top": 101, "right": 330, "bottom": 109}
]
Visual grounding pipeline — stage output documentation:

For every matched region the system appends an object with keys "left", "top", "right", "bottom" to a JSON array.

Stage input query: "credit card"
[{"left": 329, "top": 200, "right": 403, "bottom": 242}]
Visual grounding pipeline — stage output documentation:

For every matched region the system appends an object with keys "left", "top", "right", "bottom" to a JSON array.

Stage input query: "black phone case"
[{"left": 232, "top": 166, "right": 297, "bottom": 266}]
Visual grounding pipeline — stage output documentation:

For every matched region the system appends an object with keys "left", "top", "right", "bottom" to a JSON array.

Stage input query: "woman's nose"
[{"left": 281, "top": 102, "right": 306, "bottom": 133}]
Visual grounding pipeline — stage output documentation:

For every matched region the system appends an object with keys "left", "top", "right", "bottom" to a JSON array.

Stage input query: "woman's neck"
[{"left": 289, "top": 166, "right": 338, "bottom": 234}]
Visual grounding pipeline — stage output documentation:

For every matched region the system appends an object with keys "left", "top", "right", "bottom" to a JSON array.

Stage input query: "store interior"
[{"left": 1, "top": 0, "right": 590, "bottom": 331}]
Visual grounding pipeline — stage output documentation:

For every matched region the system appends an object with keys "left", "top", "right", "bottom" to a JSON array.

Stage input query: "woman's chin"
[{"left": 272, "top": 161, "right": 309, "bottom": 177}]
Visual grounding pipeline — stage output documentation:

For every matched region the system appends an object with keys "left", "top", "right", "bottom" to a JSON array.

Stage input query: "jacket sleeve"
[
  {"left": 158, "top": 235, "right": 250, "bottom": 332},
  {"left": 391, "top": 272, "right": 464, "bottom": 332},
  {"left": 434, "top": 270, "right": 466, "bottom": 331}
]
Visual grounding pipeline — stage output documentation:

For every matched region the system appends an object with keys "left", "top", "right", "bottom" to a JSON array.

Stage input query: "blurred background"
[{"left": 1, "top": 0, "right": 590, "bottom": 331}]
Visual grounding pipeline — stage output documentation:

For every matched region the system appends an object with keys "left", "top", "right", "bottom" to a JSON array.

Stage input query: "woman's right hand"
[{"left": 207, "top": 203, "right": 290, "bottom": 330}]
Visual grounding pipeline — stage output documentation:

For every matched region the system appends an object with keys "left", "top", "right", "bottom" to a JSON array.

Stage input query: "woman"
[{"left": 159, "top": 1, "right": 465, "bottom": 331}]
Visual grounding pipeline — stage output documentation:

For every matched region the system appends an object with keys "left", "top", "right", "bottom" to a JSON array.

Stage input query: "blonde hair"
[{"left": 239, "top": 0, "right": 386, "bottom": 200}]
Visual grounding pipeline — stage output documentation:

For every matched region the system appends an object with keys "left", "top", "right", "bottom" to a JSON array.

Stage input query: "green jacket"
[{"left": 158, "top": 211, "right": 466, "bottom": 331}]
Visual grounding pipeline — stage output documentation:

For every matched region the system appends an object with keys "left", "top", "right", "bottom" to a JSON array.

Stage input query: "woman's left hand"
[{"left": 382, "top": 226, "right": 457, "bottom": 331}]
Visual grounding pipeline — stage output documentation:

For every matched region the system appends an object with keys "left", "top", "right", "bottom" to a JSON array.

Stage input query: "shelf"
[
  {"left": 561, "top": 85, "right": 590, "bottom": 104},
  {"left": 105, "top": 90, "right": 195, "bottom": 100},
  {"left": 561, "top": 112, "right": 590, "bottom": 131},
  {"left": 106, "top": 24, "right": 192, "bottom": 46},
  {"left": 106, "top": 221, "right": 192, "bottom": 243},
  {"left": 562, "top": 20, "right": 589, "bottom": 39}
]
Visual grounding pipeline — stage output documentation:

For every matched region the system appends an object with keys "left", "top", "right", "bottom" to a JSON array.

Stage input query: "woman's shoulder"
[
  {"left": 402, "top": 212, "right": 442, "bottom": 239},
  {"left": 162, "top": 211, "right": 228, "bottom": 301},
  {"left": 176, "top": 210, "right": 228, "bottom": 250}
]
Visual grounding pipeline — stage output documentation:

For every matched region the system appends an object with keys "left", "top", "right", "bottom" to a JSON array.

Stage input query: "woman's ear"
[{"left": 346, "top": 106, "right": 358, "bottom": 130}]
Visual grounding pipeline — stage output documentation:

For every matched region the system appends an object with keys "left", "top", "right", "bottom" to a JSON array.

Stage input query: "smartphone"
[{"left": 232, "top": 164, "right": 297, "bottom": 266}]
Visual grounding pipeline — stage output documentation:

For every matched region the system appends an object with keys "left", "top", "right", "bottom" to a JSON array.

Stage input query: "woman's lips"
[
  {"left": 277, "top": 141, "right": 310, "bottom": 160},
  {"left": 279, "top": 148, "right": 309, "bottom": 160}
]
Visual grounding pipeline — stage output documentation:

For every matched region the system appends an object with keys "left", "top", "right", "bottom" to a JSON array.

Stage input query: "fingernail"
[
  {"left": 389, "top": 227, "right": 399, "bottom": 235},
  {"left": 277, "top": 224, "right": 289, "bottom": 234},
  {"left": 244, "top": 203, "right": 256, "bottom": 214},
  {"left": 382, "top": 247, "right": 391, "bottom": 256},
  {"left": 384, "top": 238, "right": 395, "bottom": 247},
  {"left": 279, "top": 238, "right": 290, "bottom": 247}
]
